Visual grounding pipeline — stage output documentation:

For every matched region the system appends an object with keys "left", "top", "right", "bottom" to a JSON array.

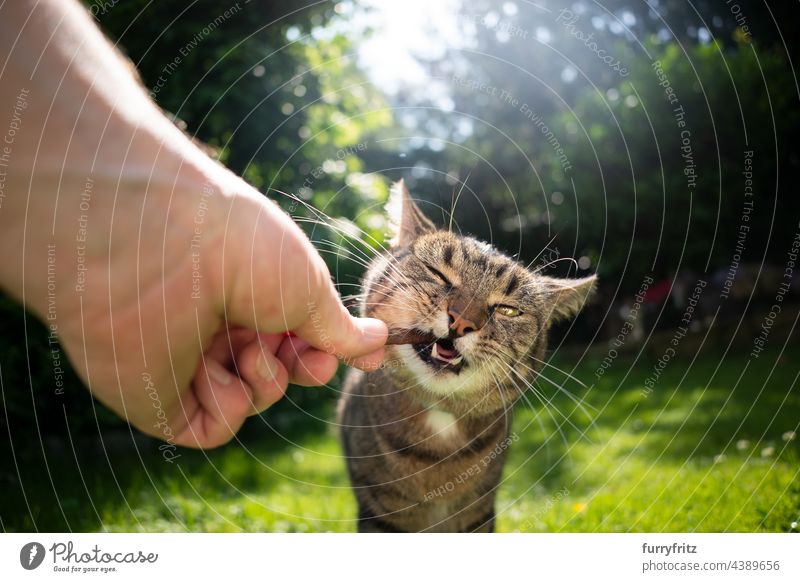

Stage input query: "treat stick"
[{"left": 385, "top": 329, "right": 437, "bottom": 345}]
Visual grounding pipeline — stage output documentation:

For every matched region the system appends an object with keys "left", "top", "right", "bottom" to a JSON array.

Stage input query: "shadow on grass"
[{"left": 0, "top": 391, "right": 345, "bottom": 532}]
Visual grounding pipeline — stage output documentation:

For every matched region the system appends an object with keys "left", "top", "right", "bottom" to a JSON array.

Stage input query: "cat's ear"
[
  {"left": 386, "top": 179, "right": 435, "bottom": 247},
  {"left": 539, "top": 275, "right": 597, "bottom": 323}
]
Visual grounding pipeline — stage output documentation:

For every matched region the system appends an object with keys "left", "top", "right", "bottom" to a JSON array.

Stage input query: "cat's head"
[{"left": 362, "top": 180, "right": 596, "bottom": 413}]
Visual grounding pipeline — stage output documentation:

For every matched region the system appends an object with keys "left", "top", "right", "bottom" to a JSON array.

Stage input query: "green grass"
[{"left": 2, "top": 338, "right": 798, "bottom": 532}]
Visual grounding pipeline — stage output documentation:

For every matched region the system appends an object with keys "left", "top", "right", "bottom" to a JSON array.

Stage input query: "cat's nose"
[{"left": 448, "top": 309, "right": 478, "bottom": 336}]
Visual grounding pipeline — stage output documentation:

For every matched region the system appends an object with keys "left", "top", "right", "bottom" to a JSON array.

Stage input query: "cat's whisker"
[
  {"left": 359, "top": 282, "right": 424, "bottom": 313},
  {"left": 328, "top": 265, "right": 422, "bottom": 312},
  {"left": 287, "top": 203, "right": 418, "bottom": 289},
  {"left": 338, "top": 288, "right": 421, "bottom": 312},
  {"left": 486, "top": 364, "right": 546, "bottom": 440},
  {"left": 315, "top": 245, "right": 375, "bottom": 271},
  {"left": 487, "top": 353, "right": 591, "bottom": 444},
  {"left": 487, "top": 366, "right": 550, "bottom": 447},
  {"left": 484, "top": 366, "right": 559, "bottom": 477},
  {"left": 507, "top": 367, "right": 595, "bottom": 445},
  {"left": 359, "top": 256, "right": 435, "bottom": 303},
  {"left": 448, "top": 169, "right": 472, "bottom": 234},
  {"left": 284, "top": 198, "right": 439, "bottom": 313},
  {"left": 489, "top": 345, "right": 597, "bottom": 419},
  {"left": 336, "top": 282, "right": 373, "bottom": 293},
  {"left": 309, "top": 229, "right": 393, "bottom": 273},
  {"left": 531, "top": 375, "right": 597, "bottom": 427},
  {"left": 370, "top": 286, "right": 446, "bottom": 328},
  {"left": 272, "top": 187, "right": 394, "bottom": 254},
  {"left": 524, "top": 233, "right": 559, "bottom": 270},
  {"left": 533, "top": 377, "right": 597, "bottom": 423},
  {"left": 488, "top": 369, "right": 515, "bottom": 442},
  {"left": 510, "top": 377, "right": 573, "bottom": 448},
  {"left": 486, "top": 342, "right": 587, "bottom": 390},
  {"left": 533, "top": 256, "right": 580, "bottom": 274},
  {"left": 531, "top": 373, "right": 597, "bottom": 418},
  {"left": 325, "top": 262, "right": 428, "bottom": 308},
  {"left": 487, "top": 358, "right": 568, "bottom": 447},
  {"left": 526, "top": 355, "right": 589, "bottom": 390},
  {"left": 290, "top": 215, "right": 378, "bottom": 258},
  {"left": 513, "top": 359, "right": 597, "bottom": 419},
  {"left": 500, "top": 365, "right": 571, "bottom": 448},
  {"left": 329, "top": 265, "right": 427, "bottom": 318},
  {"left": 284, "top": 196, "right": 433, "bottom": 299},
  {"left": 295, "top": 221, "right": 385, "bottom": 269}
]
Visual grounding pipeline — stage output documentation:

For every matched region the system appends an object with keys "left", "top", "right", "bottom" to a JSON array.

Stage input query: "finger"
[
  {"left": 293, "top": 285, "right": 388, "bottom": 359},
  {"left": 342, "top": 347, "right": 386, "bottom": 372},
  {"left": 236, "top": 338, "right": 289, "bottom": 415},
  {"left": 203, "top": 327, "right": 259, "bottom": 368},
  {"left": 276, "top": 336, "right": 339, "bottom": 386},
  {"left": 177, "top": 356, "right": 253, "bottom": 448}
]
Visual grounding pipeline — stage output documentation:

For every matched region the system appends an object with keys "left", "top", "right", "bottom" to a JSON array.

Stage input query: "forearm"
[
  {"left": 0, "top": 0, "right": 232, "bottom": 319},
  {"left": 0, "top": 0, "right": 196, "bottom": 177}
]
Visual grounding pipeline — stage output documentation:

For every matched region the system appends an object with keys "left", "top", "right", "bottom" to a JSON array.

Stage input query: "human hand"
[
  {"left": 0, "top": 0, "right": 387, "bottom": 449},
  {"left": 78, "top": 164, "right": 388, "bottom": 450},
  {"left": 148, "top": 167, "right": 389, "bottom": 449}
]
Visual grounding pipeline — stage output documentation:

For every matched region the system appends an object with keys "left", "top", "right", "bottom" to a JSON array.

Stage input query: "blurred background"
[{"left": 1, "top": 0, "right": 798, "bottom": 532}]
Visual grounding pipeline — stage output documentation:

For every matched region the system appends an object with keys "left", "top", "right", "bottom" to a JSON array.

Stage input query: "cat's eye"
[
  {"left": 425, "top": 265, "right": 453, "bottom": 288},
  {"left": 493, "top": 304, "right": 522, "bottom": 317}
]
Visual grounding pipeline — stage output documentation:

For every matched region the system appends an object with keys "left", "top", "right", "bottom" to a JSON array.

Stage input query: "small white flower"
[
  {"left": 782, "top": 431, "right": 796, "bottom": 442},
  {"left": 713, "top": 454, "right": 726, "bottom": 464},
  {"left": 761, "top": 446, "right": 775, "bottom": 458},
  {"left": 791, "top": 521, "right": 797, "bottom": 530},
  {"left": 736, "top": 439, "right": 749, "bottom": 450}
]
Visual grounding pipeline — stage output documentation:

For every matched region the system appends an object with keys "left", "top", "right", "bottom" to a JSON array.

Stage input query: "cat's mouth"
[{"left": 413, "top": 336, "right": 465, "bottom": 373}]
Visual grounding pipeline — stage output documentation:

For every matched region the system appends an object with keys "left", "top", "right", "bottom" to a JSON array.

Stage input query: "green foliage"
[
  {"left": 545, "top": 41, "right": 800, "bottom": 285},
  {"left": 398, "top": 1, "right": 800, "bottom": 290}
]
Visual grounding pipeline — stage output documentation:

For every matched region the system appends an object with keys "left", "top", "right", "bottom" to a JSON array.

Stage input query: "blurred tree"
[
  {"left": 383, "top": 0, "right": 800, "bottom": 294},
  {"left": 88, "top": 0, "right": 395, "bottom": 278}
]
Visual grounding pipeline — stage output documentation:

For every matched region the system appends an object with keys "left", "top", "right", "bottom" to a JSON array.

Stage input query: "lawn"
[{"left": 2, "top": 331, "right": 798, "bottom": 533}]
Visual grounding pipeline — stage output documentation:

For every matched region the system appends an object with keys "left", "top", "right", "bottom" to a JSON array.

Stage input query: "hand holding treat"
[{"left": 0, "top": 0, "right": 387, "bottom": 449}]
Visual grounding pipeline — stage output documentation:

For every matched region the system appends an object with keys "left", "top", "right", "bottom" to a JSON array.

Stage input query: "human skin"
[{"left": 0, "top": 0, "right": 387, "bottom": 448}]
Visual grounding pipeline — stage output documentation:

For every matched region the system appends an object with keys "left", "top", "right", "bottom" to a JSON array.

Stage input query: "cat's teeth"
[{"left": 431, "top": 343, "right": 463, "bottom": 366}]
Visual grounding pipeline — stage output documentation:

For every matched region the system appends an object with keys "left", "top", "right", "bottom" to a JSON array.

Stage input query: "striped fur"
[{"left": 338, "top": 181, "right": 595, "bottom": 532}]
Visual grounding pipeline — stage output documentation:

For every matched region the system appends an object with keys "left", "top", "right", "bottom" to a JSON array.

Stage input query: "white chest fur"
[{"left": 424, "top": 408, "right": 461, "bottom": 441}]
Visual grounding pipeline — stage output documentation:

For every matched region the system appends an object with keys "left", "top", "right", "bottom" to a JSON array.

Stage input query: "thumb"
[
  {"left": 293, "top": 279, "right": 387, "bottom": 360},
  {"left": 216, "top": 188, "right": 387, "bottom": 360}
]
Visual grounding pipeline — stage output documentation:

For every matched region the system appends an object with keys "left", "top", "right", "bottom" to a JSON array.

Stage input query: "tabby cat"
[{"left": 338, "top": 180, "right": 596, "bottom": 532}]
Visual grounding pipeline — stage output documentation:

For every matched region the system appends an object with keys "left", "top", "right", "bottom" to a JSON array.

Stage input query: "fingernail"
[
  {"left": 208, "top": 362, "right": 232, "bottom": 385},
  {"left": 257, "top": 352, "right": 278, "bottom": 381},
  {"left": 356, "top": 318, "right": 388, "bottom": 344}
]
